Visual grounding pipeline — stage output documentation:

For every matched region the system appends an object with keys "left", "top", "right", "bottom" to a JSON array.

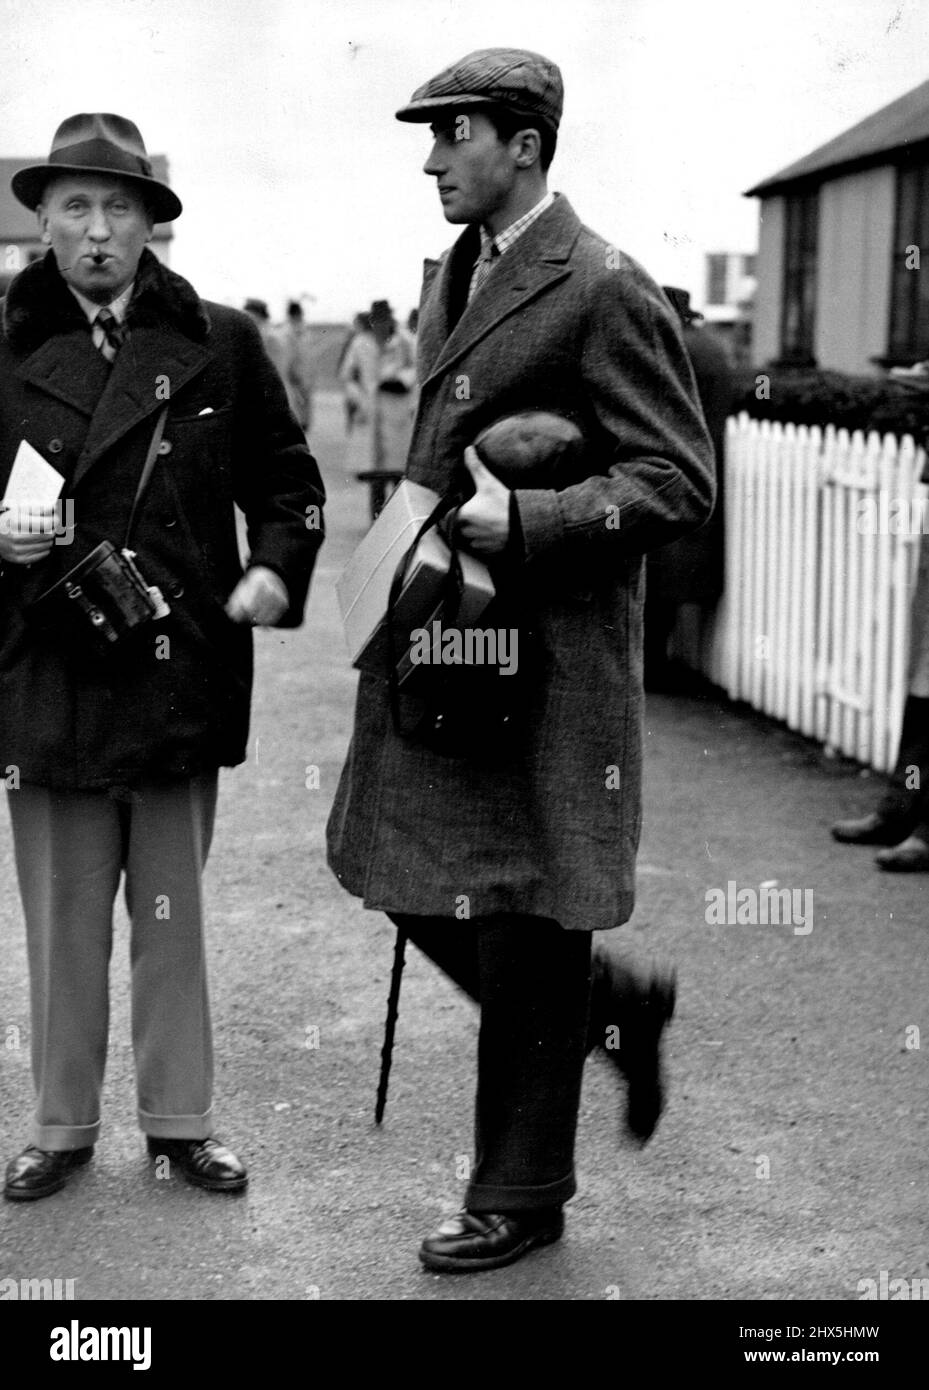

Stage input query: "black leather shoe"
[
  {"left": 419, "top": 1208, "right": 564, "bottom": 1273},
  {"left": 4, "top": 1145, "right": 93, "bottom": 1202},
  {"left": 831, "top": 812, "right": 912, "bottom": 845},
  {"left": 146, "top": 1136, "right": 248, "bottom": 1192},
  {"left": 875, "top": 836, "right": 929, "bottom": 872},
  {"left": 589, "top": 955, "right": 676, "bottom": 1143}
]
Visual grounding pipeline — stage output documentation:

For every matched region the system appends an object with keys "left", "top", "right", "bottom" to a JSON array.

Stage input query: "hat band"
[{"left": 48, "top": 136, "right": 153, "bottom": 180}]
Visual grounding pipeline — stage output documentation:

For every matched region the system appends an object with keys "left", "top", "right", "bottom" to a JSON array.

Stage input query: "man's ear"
[
  {"left": 36, "top": 208, "right": 51, "bottom": 245},
  {"left": 513, "top": 128, "right": 541, "bottom": 170}
]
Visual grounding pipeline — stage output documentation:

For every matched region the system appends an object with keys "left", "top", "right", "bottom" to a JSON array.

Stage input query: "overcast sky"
[{"left": 1, "top": 0, "right": 926, "bottom": 320}]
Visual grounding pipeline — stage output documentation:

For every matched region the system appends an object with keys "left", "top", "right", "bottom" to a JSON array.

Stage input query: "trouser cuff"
[
  {"left": 466, "top": 1169, "right": 575, "bottom": 1212},
  {"left": 32, "top": 1120, "right": 100, "bottom": 1151},
  {"left": 139, "top": 1107, "right": 213, "bottom": 1140}
]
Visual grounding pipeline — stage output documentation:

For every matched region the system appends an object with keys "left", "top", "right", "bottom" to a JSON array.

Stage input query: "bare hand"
[
  {"left": 225, "top": 565, "right": 289, "bottom": 625},
  {"left": 0, "top": 504, "right": 58, "bottom": 565},
  {"left": 455, "top": 446, "right": 511, "bottom": 555}
]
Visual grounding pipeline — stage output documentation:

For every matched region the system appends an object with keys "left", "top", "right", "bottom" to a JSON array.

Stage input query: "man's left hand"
[
  {"left": 225, "top": 566, "right": 289, "bottom": 625},
  {"left": 455, "top": 446, "right": 511, "bottom": 554}
]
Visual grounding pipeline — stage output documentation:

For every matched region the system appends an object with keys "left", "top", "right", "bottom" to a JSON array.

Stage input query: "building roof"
[
  {"left": 0, "top": 154, "right": 175, "bottom": 239},
  {"left": 746, "top": 76, "right": 929, "bottom": 197}
]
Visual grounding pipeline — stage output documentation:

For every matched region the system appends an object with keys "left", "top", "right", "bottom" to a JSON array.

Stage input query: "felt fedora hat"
[{"left": 12, "top": 113, "right": 182, "bottom": 221}]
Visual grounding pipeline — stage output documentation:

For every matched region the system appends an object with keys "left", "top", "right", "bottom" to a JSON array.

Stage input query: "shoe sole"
[
  {"left": 419, "top": 1224, "right": 562, "bottom": 1273},
  {"left": 181, "top": 1172, "right": 248, "bottom": 1193}
]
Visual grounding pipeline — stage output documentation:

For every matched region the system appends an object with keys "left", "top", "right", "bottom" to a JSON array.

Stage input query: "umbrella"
[{"left": 375, "top": 924, "right": 408, "bottom": 1123}]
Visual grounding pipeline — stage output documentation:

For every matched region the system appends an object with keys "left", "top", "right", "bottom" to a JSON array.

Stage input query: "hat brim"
[
  {"left": 395, "top": 94, "right": 557, "bottom": 131},
  {"left": 396, "top": 94, "right": 503, "bottom": 122},
  {"left": 11, "top": 164, "right": 182, "bottom": 222}
]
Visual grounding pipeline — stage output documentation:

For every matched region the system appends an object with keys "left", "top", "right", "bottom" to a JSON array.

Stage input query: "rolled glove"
[{"left": 472, "top": 411, "right": 587, "bottom": 490}]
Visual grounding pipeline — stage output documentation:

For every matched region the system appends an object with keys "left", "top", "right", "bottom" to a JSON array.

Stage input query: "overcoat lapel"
[
  {"left": 5, "top": 247, "right": 213, "bottom": 489},
  {"left": 418, "top": 195, "right": 582, "bottom": 390},
  {"left": 70, "top": 326, "right": 212, "bottom": 485},
  {"left": 15, "top": 330, "right": 111, "bottom": 419}
]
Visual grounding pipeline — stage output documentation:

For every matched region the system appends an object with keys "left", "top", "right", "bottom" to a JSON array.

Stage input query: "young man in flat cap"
[
  {"left": 0, "top": 114, "right": 324, "bottom": 1201},
  {"left": 328, "top": 50, "right": 715, "bottom": 1271}
]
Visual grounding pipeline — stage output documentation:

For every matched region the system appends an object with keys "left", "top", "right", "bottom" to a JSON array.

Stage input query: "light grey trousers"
[{"left": 7, "top": 773, "right": 218, "bottom": 1151}]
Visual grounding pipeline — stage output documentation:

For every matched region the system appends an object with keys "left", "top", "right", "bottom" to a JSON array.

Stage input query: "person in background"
[
  {"left": 243, "top": 296, "right": 272, "bottom": 338},
  {"left": 338, "top": 310, "right": 377, "bottom": 436},
  {"left": 833, "top": 360, "right": 929, "bottom": 871},
  {"left": 645, "top": 286, "right": 734, "bottom": 691},
  {"left": 272, "top": 299, "right": 316, "bottom": 435},
  {"left": 346, "top": 299, "right": 416, "bottom": 472}
]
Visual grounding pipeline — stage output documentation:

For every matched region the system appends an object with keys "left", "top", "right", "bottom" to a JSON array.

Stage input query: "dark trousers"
[
  {"left": 878, "top": 694, "right": 929, "bottom": 838},
  {"left": 389, "top": 912, "right": 592, "bottom": 1212}
]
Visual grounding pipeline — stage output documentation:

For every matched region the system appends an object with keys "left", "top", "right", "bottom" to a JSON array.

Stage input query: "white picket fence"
[{"left": 680, "top": 413, "right": 928, "bottom": 772}]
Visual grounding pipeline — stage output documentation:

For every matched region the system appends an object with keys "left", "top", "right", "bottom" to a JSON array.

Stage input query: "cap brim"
[
  {"left": 11, "top": 164, "right": 182, "bottom": 222},
  {"left": 395, "top": 94, "right": 503, "bottom": 122}
]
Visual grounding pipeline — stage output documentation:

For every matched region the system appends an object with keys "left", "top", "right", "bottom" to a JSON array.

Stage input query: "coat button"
[
  {"left": 164, "top": 517, "right": 178, "bottom": 528},
  {"left": 169, "top": 584, "right": 184, "bottom": 599},
  {"left": 157, "top": 440, "right": 173, "bottom": 456},
  {"left": 48, "top": 438, "right": 63, "bottom": 454}
]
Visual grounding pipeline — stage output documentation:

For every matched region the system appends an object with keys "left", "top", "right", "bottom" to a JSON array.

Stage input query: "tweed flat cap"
[{"left": 395, "top": 47, "right": 563, "bottom": 131}]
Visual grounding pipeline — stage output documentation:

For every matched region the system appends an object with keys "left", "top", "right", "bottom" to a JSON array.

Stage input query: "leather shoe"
[
  {"left": 875, "top": 835, "right": 929, "bottom": 872},
  {"left": 831, "top": 812, "right": 911, "bottom": 845},
  {"left": 146, "top": 1136, "right": 248, "bottom": 1192},
  {"left": 589, "top": 955, "right": 676, "bottom": 1143},
  {"left": 419, "top": 1207, "right": 564, "bottom": 1273},
  {"left": 4, "top": 1144, "right": 93, "bottom": 1202}
]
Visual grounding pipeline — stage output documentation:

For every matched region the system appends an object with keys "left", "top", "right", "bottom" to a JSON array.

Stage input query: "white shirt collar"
[
  {"left": 68, "top": 281, "right": 135, "bottom": 325},
  {"left": 480, "top": 190, "right": 556, "bottom": 260}
]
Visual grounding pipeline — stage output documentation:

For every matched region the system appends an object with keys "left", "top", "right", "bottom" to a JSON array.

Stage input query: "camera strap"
[{"left": 122, "top": 403, "right": 169, "bottom": 551}]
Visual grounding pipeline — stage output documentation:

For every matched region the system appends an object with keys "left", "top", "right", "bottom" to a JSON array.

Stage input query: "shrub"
[{"left": 732, "top": 366, "right": 929, "bottom": 441}]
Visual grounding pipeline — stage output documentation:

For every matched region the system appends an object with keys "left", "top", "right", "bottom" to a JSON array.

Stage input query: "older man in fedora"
[
  {"left": 0, "top": 114, "right": 324, "bottom": 1200},
  {"left": 327, "top": 50, "right": 714, "bottom": 1271}
]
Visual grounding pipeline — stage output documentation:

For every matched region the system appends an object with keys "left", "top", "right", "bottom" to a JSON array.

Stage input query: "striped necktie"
[
  {"left": 468, "top": 236, "right": 499, "bottom": 303},
  {"left": 94, "top": 307, "right": 125, "bottom": 362}
]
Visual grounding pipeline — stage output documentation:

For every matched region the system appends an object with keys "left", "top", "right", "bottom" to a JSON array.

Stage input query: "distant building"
[
  {"left": 746, "top": 78, "right": 929, "bottom": 375},
  {"left": 702, "top": 251, "right": 756, "bottom": 364},
  {"left": 0, "top": 154, "right": 175, "bottom": 279}
]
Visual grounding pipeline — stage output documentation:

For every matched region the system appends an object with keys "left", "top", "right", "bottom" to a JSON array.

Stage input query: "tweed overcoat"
[
  {"left": 327, "top": 195, "right": 714, "bottom": 931},
  {"left": 0, "top": 248, "right": 325, "bottom": 790}
]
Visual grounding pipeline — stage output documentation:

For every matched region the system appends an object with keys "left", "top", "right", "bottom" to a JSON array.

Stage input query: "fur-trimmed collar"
[{"left": 2, "top": 247, "right": 211, "bottom": 357}]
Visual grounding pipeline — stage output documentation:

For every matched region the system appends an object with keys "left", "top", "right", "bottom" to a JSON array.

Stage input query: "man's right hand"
[{"left": 0, "top": 504, "right": 58, "bottom": 565}]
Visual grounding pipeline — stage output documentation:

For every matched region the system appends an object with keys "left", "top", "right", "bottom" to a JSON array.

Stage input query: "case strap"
[
  {"left": 123, "top": 403, "right": 170, "bottom": 551},
  {"left": 386, "top": 491, "right": 464, "bottom": 738}
]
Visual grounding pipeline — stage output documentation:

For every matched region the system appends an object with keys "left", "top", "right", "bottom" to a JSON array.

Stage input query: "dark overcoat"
[
  {"left": 647, "top": 322, "right": 735, "bottom": 607},
  {"left": 0, "top": 248, "right": 325, "bottom": 789},
  {"left": 327, "top": 195, "right": 714, "bottom": 932}
]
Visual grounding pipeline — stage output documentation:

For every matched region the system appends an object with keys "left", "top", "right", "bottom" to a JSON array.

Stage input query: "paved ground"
[{"left": 0, "top": 393, "right": 926, "bottom": 1302}]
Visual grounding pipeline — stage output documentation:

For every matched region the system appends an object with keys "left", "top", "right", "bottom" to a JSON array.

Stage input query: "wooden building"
[{"left": 747, "top": 78, "right": 929, "bottom": 375}]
